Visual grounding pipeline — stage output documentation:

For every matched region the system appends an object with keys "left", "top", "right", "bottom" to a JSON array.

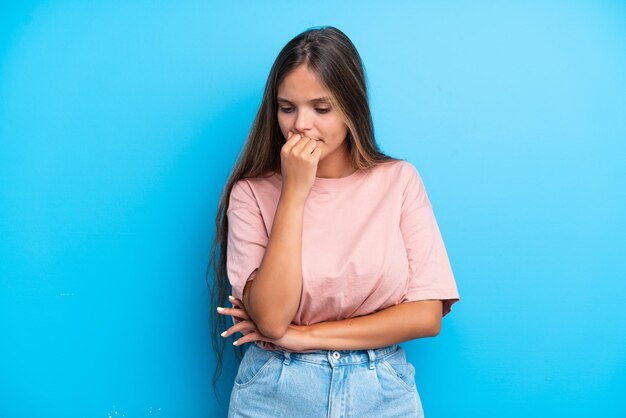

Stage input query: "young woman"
[{"left": 208, "top": 25, "right": 460, "bottom": 417}]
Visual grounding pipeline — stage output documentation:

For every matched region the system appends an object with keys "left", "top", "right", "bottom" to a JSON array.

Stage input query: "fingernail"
[
  {"left": 228, "top": 296, "right": 235, "bottom": 301},
  {"left": 217, "top": 307, "right": 224, "bottom": 312},
  {"left": 221, "top": 331, "right": 227, "bottom": 337},
  {"left": 233, "top": 340, "right": 239, "bottom": 345}
]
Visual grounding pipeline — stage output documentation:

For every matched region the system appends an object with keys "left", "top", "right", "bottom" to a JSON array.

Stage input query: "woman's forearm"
[
  {"left": 304, "top": 300, "right": 443, "bottom": 351},
  {"left": 246, "top": 192, "right": 305, "bottom": 339}
]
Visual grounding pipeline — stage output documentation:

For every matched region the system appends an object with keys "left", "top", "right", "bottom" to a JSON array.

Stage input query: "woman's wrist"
[
  {"left": 283, "top": 323, "right": 318, "bottom": 352},
  {"left": 301, "top": 323, "right": 320, "bottom": 351}
]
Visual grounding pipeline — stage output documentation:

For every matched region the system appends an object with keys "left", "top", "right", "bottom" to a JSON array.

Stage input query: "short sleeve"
[
  {"left": 399, "top": 163, "right": 460, "bottom": 317},
  {"left": 226, "top": 179, "right": 268, "bottom": 302}
]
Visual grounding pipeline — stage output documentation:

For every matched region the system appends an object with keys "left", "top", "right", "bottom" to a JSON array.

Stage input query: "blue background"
[{"left": 1, "top": 1, "right": 625, "bottom": 417}]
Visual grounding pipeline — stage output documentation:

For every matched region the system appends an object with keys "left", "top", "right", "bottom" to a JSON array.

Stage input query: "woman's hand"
[
  {"left": 279, "top": 130, "right": 321, "bottom": 202},
  {"left": 218, "top": 296, "right": 314, "bottom": 352}
]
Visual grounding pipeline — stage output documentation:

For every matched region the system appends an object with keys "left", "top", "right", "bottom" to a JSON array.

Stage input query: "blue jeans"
[{"left": 228, "top": 342, "right": 424, "bottom": 417}]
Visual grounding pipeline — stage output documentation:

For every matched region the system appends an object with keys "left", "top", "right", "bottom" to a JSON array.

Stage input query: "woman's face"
[{"left": 276, "top": 64, "right": 349, "bottom": 162}]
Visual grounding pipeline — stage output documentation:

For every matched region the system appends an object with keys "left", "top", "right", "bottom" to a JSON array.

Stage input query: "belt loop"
[
  {"left": 367, "top": 349, "right": 376, "bottom": 370},
  {"left": 283, "top": 351, "right": 291, "bottom": 366}
]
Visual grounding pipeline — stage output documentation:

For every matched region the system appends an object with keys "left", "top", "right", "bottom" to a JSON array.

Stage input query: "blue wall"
[{"left": 1, "top": 1, "right": 625, "bottom": 417}]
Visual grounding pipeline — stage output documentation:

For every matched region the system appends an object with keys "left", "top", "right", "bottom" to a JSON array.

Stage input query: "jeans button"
[{"left": 332, "top": 351, "right": 341, "bottom": 359}]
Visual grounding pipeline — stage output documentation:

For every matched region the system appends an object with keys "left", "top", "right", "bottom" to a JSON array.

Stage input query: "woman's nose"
[{"left": 294, "top": 110, "right": 312, "bottom": 133}]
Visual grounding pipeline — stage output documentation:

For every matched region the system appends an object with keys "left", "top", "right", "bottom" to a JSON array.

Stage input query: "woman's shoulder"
[
  {"left": 369, "top": 158, "right": 419, "bottom": 183},
  {"left": 229, "top": 172, "right": 281, "bottom": 208},
  {"left": 232, "top": 171, "right": 279, "bottom": 189}
]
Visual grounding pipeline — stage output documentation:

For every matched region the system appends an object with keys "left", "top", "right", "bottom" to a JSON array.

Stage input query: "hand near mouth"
[{"left": 279, "top": 130, "right": 322, "bottom": 201}]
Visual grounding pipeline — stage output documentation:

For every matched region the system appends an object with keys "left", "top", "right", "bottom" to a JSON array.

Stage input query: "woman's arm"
[
  {"left": 304, "top": 299, "right": 442, "bottom": 350},
  {"left": 220, "top": 298, "right": 443, "bottom": 351},
  {"left": 244, "top": 191, "right": 306, "bottom": 339},
  {"left": 241, "top": 131, "right": 322, "bottom": 339}
]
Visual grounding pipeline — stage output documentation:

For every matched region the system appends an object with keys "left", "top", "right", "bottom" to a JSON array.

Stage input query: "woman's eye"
[{"left": 279, "top": 107, "right": 330, "bottom": 114}]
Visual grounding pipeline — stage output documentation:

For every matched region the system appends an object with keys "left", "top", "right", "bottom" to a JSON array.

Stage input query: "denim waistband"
[{"left": 256, "top": 342, "right": 399, "bottom": 369}]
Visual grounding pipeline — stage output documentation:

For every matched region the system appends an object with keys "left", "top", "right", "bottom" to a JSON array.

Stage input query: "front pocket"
[
  {"left": 380, "top": 354, "right": 416, "bottom": 392},
  {"left": 234, "top": 345, "right": 280, "bottom": 388}
]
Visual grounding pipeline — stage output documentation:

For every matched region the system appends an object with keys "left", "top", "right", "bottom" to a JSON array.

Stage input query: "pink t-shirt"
[{"left": 226, "top": 159, "right": 460, "bottom": 351}]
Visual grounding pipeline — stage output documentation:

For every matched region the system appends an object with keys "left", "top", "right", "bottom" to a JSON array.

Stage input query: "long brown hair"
[{"left": 206, "top": 25, "right": 402, "bottom": 404}]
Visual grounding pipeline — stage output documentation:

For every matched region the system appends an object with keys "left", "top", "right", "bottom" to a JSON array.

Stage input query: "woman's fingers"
[
  {"left": 228, "top": 296, "right": 244, "bottom": 309},
  {"left": 311, "top": 146, "right": 322, "bottom": 162},
  {"left": 221, "top": 319, "right": 257, "bottom": 338},
  {"left": 302, "top": 137, "right": 318, "bottom": 155},
  {"left": 282, "top": 130, "right": 302, "bottom": 152},
  {"left": 292, "top": 136, "right": 316, "bottom": 157},
  {"left": 232, "top": 330, "right": 265, "bottom": 347},
  {"left": 220, "top": 297, "right": 258, "bottom": 332},
  {"left": 216, "top": 306, "right": 249, "bottom": 320}
]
